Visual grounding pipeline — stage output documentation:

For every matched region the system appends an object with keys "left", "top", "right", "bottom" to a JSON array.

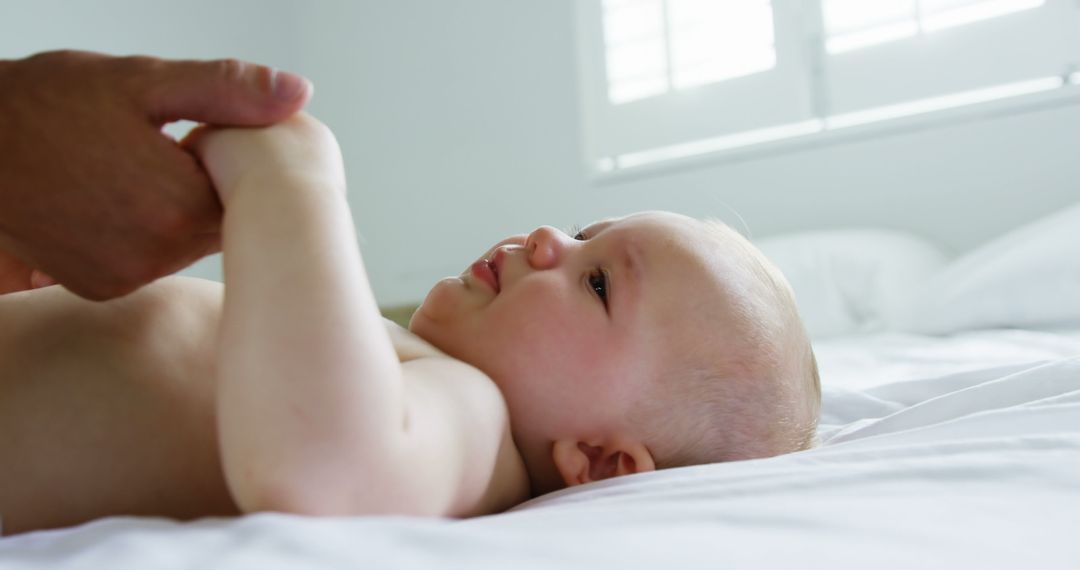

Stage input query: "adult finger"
[
  {"left": 30, "top": 270, "right": 57, "bottom": 289},
  {"left": 0, "top": 248, "right": 34, "bottom": 294},
  {"left": 133, "top": 56, "right": 313, "bottom": 126}
]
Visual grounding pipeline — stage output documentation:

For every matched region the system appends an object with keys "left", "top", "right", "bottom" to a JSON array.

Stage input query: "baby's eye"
[
  {"left": 566, "top": 224, "right": 588, "bottom": 241},
  {"left": 588, "top": 269, "right": 609, "bottom": 309}
]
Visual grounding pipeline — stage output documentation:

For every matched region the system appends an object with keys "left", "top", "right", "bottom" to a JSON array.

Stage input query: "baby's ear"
[{"left": 551, "top": 438, "right": 656, "bottom": 487}]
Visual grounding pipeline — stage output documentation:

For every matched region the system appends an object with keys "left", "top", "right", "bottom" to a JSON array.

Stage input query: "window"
[
  {"left": 603, "top": 0, "right": 778, "bottom": 103},
  {"left": 577, "top": 0, "right": 1080, "bottom": 174}
]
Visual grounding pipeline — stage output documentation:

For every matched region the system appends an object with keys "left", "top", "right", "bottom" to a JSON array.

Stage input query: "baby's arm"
[{"left": 188, "top": 114, "right": 520, "bottom": 516}]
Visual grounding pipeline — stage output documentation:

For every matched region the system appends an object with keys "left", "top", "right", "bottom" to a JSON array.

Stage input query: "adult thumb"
[{"left": 141, "top": 57, "right": 313, "bottom": 126}]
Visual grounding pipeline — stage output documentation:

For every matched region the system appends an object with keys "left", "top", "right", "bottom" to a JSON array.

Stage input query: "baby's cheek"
[
  {"left": 505, "top": 311, "right": 595, "bottom": 373},
  {"left": 490, "top": 295, "right": 574, "bottom": 346}
]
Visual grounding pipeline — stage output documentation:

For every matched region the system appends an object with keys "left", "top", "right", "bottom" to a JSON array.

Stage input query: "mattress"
[{"left": 2, "top": 327, "right": 1078, "bottom": 569}]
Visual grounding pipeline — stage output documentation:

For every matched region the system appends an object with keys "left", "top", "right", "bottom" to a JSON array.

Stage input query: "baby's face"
[{"left": 409, "top": 211, "right": 732, "bottom": 458}]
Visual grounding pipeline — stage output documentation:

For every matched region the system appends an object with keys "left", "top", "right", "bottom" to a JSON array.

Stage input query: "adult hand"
[{"left": 0, "top": 50, "right": 312, "bottom": 300}]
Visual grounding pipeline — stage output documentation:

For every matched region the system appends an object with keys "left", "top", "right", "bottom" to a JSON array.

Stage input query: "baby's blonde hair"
[{"left": 630, "top": 218, "right": 821, "bottom": 469}]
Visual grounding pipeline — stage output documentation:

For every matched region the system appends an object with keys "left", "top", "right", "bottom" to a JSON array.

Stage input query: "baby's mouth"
[
  {"left": 468, "top": 257, "right": 500, "bottom": 293},
  {"left": 488, "top": 259, "right": 500, "bottom": 289}
]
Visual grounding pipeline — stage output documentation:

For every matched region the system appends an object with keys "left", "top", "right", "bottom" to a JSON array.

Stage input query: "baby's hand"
[{"left": 183, "top": 111, "right": 345, "bottom": 204}]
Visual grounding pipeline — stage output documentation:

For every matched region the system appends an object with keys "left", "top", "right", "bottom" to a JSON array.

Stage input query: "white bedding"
[{"left": 3, "top": 329, "right": 1079, "bottom": 569}]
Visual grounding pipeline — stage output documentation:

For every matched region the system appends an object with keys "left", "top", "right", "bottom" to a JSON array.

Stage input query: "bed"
[{"left": 2, "top": 204, "right": 1078, "bottom": 569}]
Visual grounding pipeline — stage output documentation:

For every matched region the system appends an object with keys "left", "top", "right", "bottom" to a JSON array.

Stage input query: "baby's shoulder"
[
  {"left": 383, "top": 322, "right": 531, "bottom": 515},
  {"left": 381, "top": 317, "right": 450, "bottom": 362},
  {"left": 388, "top": 321, "right": 507, "bottom": 443}
]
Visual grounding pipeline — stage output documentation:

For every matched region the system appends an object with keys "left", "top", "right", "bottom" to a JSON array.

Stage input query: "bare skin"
[
  {"left": 0, "top": 278, "right": 230, "bottom": 534},
  {"left": 0, "top": 276, "right": 519, "bottom": 535}
]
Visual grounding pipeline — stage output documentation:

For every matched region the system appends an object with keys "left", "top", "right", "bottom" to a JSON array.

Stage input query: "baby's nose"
[{"left": 525, "top": 225, "right": 567, "bottom": 270}]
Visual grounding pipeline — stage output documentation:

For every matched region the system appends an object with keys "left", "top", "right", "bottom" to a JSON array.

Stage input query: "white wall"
[
  {"left": 4, "top": 1, "right": 1079, "bottom": 306},
  {"left": 0, "top": 1, "right": 304, "bottom": 67},
  {"left": 293, "top": 0, "right": 592, "bottom": 306}
]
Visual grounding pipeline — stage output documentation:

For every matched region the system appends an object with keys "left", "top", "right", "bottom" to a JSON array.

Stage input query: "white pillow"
[
  {"left": 893, "top": 202, "right": 1080, "bottom": 335},
  {"left": 755, "top": 230, "right": 948, "bottom": 339}
]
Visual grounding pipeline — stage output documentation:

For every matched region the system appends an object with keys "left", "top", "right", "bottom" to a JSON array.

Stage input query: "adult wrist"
[
  {"left": 0, "top": 57, "right": 20, "bottom": 115},
  {"left": 0, "top": 58, "right": 12, "bottom": 95},
  {"left": 0, "top": 55, "right": 24, "bottom": 87},
  {"left": 0, "top": 58, "right": 15, "bottom": 237}
]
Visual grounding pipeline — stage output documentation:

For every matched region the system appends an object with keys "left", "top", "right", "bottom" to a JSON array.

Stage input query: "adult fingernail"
[{"left": 272, "top": 69, "right": 311, "bottom": 102}]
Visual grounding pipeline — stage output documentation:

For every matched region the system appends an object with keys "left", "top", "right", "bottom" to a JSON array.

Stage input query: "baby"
[{"left": 0, "top": 113, "right": 819, "bottom": 536}]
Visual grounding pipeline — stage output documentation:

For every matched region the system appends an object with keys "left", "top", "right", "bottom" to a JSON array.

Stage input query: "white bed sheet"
[
  {"left": 814, "top": 327, "right": 1080, "bottom": 391},
  {"left": 2, "top": 329, "right": 1079, "bottom": 569}
]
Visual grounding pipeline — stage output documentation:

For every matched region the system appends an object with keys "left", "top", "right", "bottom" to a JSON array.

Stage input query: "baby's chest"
[{"left": 0, "top": 282, "right": 236, "bottom": 532}]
